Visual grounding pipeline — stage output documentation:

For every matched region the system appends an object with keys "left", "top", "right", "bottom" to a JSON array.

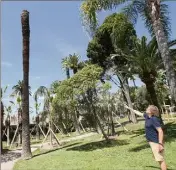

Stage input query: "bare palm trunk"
[
  {"left": 36, "top": 115, "right": 40, "bottom": 141},
  {"left": 21, "top": 10, "right": 32, "bottom": 159},
  {"left": 148, "top": 0, "right": 176, "bottom": 103},
  {"left": 1, "top": 102, "right": 4, "bottom": 153}
]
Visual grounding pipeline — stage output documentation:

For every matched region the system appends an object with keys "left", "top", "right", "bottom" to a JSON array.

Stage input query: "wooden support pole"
[{"left": 10, "top": 124, "right": 19, "bottom": 149}]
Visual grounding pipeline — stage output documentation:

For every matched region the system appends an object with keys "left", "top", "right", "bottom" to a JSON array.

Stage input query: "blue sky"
[{"left": 2, "top": 1, "right": 176, "bottom": 117}]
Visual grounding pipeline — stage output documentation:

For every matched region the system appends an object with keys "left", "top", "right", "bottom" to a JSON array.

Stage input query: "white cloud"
[{"left": 2, "top": 61, "right": 12, "bottom": 67}]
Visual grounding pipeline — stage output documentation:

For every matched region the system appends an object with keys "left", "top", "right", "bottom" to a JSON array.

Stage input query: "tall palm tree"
[
  {"left": 21, "top": 10, "right": 32, "bottom": 159},
  {"left": 1, "top": 102, "right": 4, "bottom": 153},
  {"left": 81, "top": 0, "right": 176, "bottom": 103}
]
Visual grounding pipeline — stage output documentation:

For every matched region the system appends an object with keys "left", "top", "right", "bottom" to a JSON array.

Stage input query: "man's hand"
[{"left": 159, "top": 144, "right": 164, "bottom": 152}]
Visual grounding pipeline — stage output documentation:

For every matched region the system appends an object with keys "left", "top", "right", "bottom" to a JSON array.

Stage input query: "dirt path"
[{"left": 1, "top": 132, "right": 96, "bottom": 170}]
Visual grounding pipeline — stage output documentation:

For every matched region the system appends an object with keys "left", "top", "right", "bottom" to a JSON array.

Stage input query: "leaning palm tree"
[
  {"left": 21, "top": 10, "right": 32, "bottom": 159},
  {"left": 81, "top": 0, "right": 176, "bottom": 103}
]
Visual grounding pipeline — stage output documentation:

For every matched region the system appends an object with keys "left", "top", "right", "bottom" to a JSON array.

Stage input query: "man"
[{"left": 125, "top": 105, "right": 167, "bottom": 170}]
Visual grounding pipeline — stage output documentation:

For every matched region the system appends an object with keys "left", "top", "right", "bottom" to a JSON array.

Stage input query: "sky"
[{"left": 1, "top": 1, "right": 176, "bottom": 118}]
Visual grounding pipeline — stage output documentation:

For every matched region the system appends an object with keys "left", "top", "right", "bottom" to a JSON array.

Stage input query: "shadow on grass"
[
  {"left": 2, "top": 150, "right": 21, "bottom": 163},
  {"left": 129, "top": 143, "right": 149, "bottom": 152},
  {"left": 32, "top": 142, "right": 81, "bottom": 158},
  {"left": 130, "top": 128, "right": 145, "bottom": 138},
  {"left": 164, "top": 122, "right": 176, "bottom": 143},
  {"left": 66, "top": 139, "right": 129, "bottom": 152},
  {"left": 146, "top": 166, "right": 174, "bottom": 170}
]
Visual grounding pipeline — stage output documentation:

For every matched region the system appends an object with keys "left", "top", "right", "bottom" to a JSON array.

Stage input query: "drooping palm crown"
[{"left": 81, "top": 0, "right": 170, "bottom": 38}]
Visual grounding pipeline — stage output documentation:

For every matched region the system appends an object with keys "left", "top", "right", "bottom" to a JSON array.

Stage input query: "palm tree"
[
  {"left": 34, "top": 86, "right": 54, "bottom": 141},
  {"left": 67, "top": 53, "right": 80, "bottom": 74},
  {"left": 33, "top": 95, "right": 41, "bottom": 141},
  {"left": 4, "top": 104, "right": 13, "bottom": 146},
  {"left": 81, "top": 0, "right": 176, "bottom": 103},
  {"left": 1, "top": 86, "right": 8, "bottom": 152},
  {"left": 21, "top": 10, "right": 32, "bottom": 159},
  {"left": 129, "top": 36, "right": 161, "bottom": 111},
  {"left": 61, "top": 57, "right": 70, "bottom": 79},
  {"left": 1, "top": 102, "right": 4, "bottom": 153},
  {"left": 11, "top": 80, "right": 31, "bottom": 99}
]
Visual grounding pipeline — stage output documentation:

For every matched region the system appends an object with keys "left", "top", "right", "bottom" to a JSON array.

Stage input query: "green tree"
[
  {"left": 87, "top": 13, "right": 137, "bottom": 123},
  {"left": 21, "top": 10, "right": 32, "bottom": 159},
  {"left": 81, "top": 0, "right": 176, "bottom": 104},
  {"left": 54, "top": 64, "right": 110, "bottom": 141},
  {"left": 61, "top": 57, "right": 70, "bottom": 79}
]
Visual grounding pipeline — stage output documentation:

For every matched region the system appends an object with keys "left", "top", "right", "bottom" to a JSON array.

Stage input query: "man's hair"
[{"left": 148, "top": 105, "right": 159, "bottom": 116}]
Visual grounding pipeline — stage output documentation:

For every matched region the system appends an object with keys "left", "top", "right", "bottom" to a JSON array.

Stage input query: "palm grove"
[{"left": 1, "top": 0, "right": 176, "bottom": 159}]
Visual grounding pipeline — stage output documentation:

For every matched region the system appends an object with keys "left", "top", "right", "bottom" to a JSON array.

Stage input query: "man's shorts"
[{"left": 149, "top": 142, "right": 164, "bottom": 162}]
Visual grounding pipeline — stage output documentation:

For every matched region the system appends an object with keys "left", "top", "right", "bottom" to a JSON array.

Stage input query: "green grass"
[{"left": 13, "top": 121, "right": 176, "bottom": 170}]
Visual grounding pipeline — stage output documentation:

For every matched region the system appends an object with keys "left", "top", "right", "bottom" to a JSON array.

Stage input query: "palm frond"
[
  {"left": 123, "top": 0, "right": 171, "bottom": 38},
  {"left": 80, "top": 0, "right": 128, "bottom": 34}
]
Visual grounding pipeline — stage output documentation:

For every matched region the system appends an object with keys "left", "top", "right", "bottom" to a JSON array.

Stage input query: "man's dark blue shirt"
[{"left": 144, "top": 113, "right": 161, "bottom": 143}]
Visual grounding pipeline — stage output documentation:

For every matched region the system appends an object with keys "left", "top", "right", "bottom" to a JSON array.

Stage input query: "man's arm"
[
  {"left": 157, "top": 127, "right": 164, "bottom": 145},
  {"left": 156, "top": 127, "right": 164, "bottom": 152},
  {"left": 124, "top": 104, "right": 144, "bottom": 117},
  {"left": 153, "top": 117, "right": 164, "bottom": 152}
]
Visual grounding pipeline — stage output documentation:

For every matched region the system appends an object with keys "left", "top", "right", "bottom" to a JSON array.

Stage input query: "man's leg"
[{"left": 159, "top": 161, "right": 167, "bottom": 170}]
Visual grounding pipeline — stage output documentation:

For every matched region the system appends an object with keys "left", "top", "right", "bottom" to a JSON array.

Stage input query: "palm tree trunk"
[
  {"left": 21, "top": 10, "right": 32, "bottom": 159},
  {"left": 149, "top": 0, "right": 176, "bottom": 103},
  {"left": 66, "top": 68, "right": 70, "bottom": 79},
  {"left": 1, "top": 102, "right": 4, "bottom": 153},
  {"left": 73, "top": 68, "right": 78, "bottom": 74},
  {"left": 36, "top": 115, "right": 40, "bottom": 141},
  {"left": 144, "top": 80, "right": 163, "bottom": 125}
]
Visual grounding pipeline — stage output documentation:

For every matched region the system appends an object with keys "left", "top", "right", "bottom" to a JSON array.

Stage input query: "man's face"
[{"left": 146, "top": 107, "right": 151, "bottom": 115}]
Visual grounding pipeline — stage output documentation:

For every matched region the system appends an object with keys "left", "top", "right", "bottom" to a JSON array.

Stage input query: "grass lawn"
[{"left": 13, "top": 121, "right": 176, "bottom": 170}]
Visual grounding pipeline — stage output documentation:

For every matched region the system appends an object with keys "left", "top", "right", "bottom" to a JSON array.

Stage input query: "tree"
[
  {"left": 129, "top": 36, "right": 162, "bottom": 112},
  {"left": 87, "top": 13, "right": 137, "bottom": 123},
  {"left": 54, "top": 64, "right": 110, "bottom": 141},
  {"left": 61, "top": 57, "right": 70, "bottom": 79},
  {"left": 1, "top": 102, "right": 4, "bottom": 153},
  {"left": 11, "top": 80, "right": 31, "bottom": 98},
  {"left": 1, "top": 86, "right": 8, "bottom": 152},
  {"left": 81, "top": 0, "right": 176, "bottom": 104},
  {"left": 67, "top": 53, "right": 81, "bottom": 74},
  {"left": 21, "top": 10, "right": 32, "bottom": 159},
  {"left": 34, "top": 86, "right": 55, "bottom": 141}
]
